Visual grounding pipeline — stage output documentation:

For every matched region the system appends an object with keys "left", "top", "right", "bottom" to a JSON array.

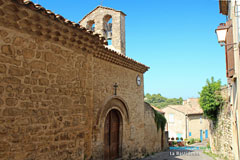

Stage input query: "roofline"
[
  {"left": 79, "top": 6, "right": 127, "bottom": 23},
  {"left": 186, "top": 113, "right": 203, "bottom": 116},
  {"left": 10, "top": 0, "right": 149, "bottom": 73},
  {"left": 166, "top": 105, "right": 203, "bottom": 116},
  {"left": 167, "top": 106, "right": 186, "bottom": 115}
]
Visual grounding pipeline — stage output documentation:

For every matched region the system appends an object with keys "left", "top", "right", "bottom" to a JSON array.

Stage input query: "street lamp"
[
  {"left": 215, "top": 23, "right": 237, "bottom": 47},
  {"left": 215, "top": 23, "right": 227, "bottom": 46}
]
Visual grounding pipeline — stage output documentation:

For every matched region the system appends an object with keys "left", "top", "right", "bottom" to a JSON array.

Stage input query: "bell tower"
[{"left": 79, "top": 6, "right": 126, "bottom": 55}]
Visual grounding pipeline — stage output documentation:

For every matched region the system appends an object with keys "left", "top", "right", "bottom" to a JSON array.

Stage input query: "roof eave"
[
  {"left": 167, "top": 106, "right": 186, "bottom": 115},
  {"left": 187, "top": 113, "right": 203, "bottom": 116},
  {"left": 10, "top": 0, "right": 148, "bottom": 74}
]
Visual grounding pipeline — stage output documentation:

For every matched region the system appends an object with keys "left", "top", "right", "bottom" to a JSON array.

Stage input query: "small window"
[
  {"left": 189, "top": 132, "right": 191, "bottom": 137},
  {"left": 169, "top": 114, "right": 174, "bottom": 123}
]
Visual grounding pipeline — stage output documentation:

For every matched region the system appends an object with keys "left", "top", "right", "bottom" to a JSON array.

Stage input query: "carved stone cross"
[{"left": 113, "top": 83, "right": 118, "bottom": 96}]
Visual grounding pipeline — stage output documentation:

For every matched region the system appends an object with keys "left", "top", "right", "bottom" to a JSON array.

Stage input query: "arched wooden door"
[{"left": 104, "top": 110, "right": 120, "bottom": 160}]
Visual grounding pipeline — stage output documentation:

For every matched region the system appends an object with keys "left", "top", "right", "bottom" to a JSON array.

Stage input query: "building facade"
[
  {"left": 162, "top": 105, "right": 187, "bottom": 140},
  {"left": 0, "top": 1, "right": 164, "bottom": 160},
  {"left": 187, "top": 114, "right": 209, "bottom": 141},
  {"left": 217, "top": 1, "right": 240, "bottom": 159},
  {"left": 162, "top": 98, "right": 209, "bottom": 141}
]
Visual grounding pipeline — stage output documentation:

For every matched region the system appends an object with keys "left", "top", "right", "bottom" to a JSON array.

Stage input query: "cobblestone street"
[{"left": 141, "top": 142, "right": 214, "bottom": 160}]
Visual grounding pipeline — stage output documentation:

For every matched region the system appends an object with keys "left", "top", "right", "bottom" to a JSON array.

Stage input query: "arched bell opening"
[
  {"left": 103, "top": 14, "right": 112, "bottom": 45},
  {"left": 86, "top": 20, "right": 95, "bottom": 32}
]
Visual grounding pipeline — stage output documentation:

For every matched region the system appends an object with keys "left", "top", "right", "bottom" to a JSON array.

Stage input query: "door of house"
[
  {"left": 104, "top": 110, "right": 120, "bottom": 160},
  {"left": 200, "top": 130, "right": 203, "bottom": 142}
]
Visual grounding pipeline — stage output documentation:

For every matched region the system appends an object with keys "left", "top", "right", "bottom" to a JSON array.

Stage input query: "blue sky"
[{"left": 32, "top": 0, "right": 227, "bottom": 99}]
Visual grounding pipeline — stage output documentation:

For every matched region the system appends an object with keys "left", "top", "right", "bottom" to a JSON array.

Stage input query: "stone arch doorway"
[
  {"left": 94, "top": 96, "right": 129, "bottom": 160},
  {"left": 104, "top": 109, "right": 122, "bottom": 160}
]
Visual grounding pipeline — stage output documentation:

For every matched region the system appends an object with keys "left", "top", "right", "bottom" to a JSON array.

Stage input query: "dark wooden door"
[
  {"left": 104, "top": 110, "right": 120, "bottom": 160},
  {"left": 104, "top": 113, "right": 110, "bottom": 160}
]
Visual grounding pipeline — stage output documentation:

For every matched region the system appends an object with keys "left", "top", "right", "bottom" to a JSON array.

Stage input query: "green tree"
[
  {"left": 199, "top": 77, "right": 224, "bottom": 123},
  {"left": 144, "top": 93, "right": 183, "bottom": 108}
]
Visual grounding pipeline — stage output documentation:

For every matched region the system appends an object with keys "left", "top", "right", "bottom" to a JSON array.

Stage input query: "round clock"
[{"left": 136, "top": 75, "right": 141, "bottom": 86}]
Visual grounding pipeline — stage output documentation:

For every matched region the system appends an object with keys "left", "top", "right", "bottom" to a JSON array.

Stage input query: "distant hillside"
[{"left": 144, "top": 93, "right": 183, "bottom": 109}]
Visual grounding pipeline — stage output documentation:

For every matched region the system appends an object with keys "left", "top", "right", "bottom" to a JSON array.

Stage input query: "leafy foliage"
[
  {"left": 188, "top": 138, "right": 195, "bottom": 144},
  {"left": 195, "top": 138, "right": 201, "bottom": 142},
  {"left": 145, "top": 93, "right": 183, "bottom": 108},
  {"left": 152, "top": 109, "right": 166, "bottom": 132},
  {"left": 199, "top": 77, "right": 224, "bottom": 123}
]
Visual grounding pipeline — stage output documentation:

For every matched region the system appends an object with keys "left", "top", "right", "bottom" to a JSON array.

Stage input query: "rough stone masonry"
[{"left": 0, "top": 0, "right": 167, "bottom": 160}]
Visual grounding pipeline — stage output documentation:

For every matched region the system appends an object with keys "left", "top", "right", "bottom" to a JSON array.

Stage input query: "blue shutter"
[{"left": 205, "top": 130, "right": 208, "bottom": 138}]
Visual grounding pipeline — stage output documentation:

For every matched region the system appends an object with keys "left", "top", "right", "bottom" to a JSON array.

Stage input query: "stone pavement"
[{"left": 140, "top": 142, "right": 214, "bottom": 160}]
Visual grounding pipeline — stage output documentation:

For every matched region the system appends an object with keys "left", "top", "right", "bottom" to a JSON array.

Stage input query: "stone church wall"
[
  {"left": 92, "top": 57, "right": 145, "bottom": 159},
  {"left": 0, "top": 1, "right": 155, "bottom": 160},
  {"left": 0, "top": 1, "right": 96, "bottom": 159},
  {"left": 0, "top": 26, "right": 93, "bottom": 160}
]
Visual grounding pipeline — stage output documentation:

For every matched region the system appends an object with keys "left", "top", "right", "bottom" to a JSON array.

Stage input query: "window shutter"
[{"left": 225, "top": 19, "right": 235, "bottom": 78}]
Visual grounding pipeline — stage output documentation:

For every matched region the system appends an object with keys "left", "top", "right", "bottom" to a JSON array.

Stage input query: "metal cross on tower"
[{"left": 113, "top": 83, "right": 118, "bottom": 96}]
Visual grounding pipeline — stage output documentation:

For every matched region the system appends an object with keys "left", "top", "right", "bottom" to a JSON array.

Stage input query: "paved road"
[{"left": 140, "top": 142, "right": 214, "bottom": 160}]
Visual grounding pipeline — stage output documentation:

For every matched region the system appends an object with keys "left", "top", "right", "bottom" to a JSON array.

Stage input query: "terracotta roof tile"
[
  {"left": 165, "top": 104, "right": 203, "bottom": 115},
  {"left": 163, "top": 98, "right": 203, "bottom": 115},
  {"left": 13, "top": 0, "right": 90, "bottom": 33}
]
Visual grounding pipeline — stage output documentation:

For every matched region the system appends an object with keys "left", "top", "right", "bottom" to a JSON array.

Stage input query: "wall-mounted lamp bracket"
[{"left": 220, "top": 43, "right": 237, "bottom": 47}]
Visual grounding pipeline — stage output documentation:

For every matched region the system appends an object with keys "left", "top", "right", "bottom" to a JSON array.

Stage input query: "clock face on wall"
[{"left": 136, "top": 75, "right": 141, "bottom": 86}]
